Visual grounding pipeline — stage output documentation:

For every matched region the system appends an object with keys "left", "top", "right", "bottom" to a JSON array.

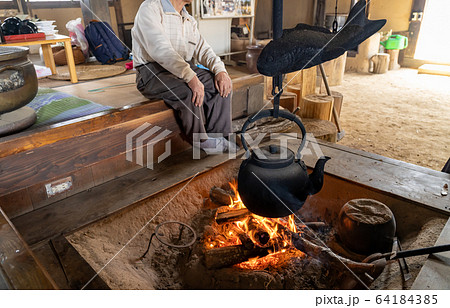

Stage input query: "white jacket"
[{"left": 132, "top": 0, "right": 227, "bottom": 83}]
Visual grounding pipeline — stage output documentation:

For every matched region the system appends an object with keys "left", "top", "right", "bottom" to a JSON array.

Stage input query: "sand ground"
[{"left": 330, "top": 68, "right": 449, "bottom": 171}]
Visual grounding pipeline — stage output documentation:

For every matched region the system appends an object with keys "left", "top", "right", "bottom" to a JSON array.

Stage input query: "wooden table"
[{"left": 2, "top": 35, "right": 78, "bottom": 83}]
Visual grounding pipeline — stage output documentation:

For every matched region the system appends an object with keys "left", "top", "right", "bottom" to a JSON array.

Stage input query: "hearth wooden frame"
[{"left": 0, "top": 98, "right": 449, "bottom": 289}]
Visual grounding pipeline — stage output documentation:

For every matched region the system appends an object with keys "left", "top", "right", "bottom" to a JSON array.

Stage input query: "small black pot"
[{"left": 338, "top": 199, "right": 396, "bottom": 255}]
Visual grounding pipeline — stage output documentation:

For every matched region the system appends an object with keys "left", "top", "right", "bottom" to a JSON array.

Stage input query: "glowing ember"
[{"left": 205, "top": 181, "right": 305, "bottom": 269}]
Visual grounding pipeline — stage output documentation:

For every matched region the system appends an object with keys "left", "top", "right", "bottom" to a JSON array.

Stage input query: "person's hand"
[
  {"left": 215, "top": 72, "right": 232, "bottom": 98},
  {"left": 187, "top": 75, "right": 205, "bottom": 107}
]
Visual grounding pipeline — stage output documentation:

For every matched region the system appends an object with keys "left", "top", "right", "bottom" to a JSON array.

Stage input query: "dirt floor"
[{"left": 331, "top": 68, "right": 449, "bottom": 171}]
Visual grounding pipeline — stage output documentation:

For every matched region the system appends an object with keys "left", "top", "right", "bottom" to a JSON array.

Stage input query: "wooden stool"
[
  {"left": 387, "top": 49, "right": 400, "bottom": 70},
  {"left": 301, "top": 94, "right": 334, "bottom": 121},
  {"left": 302, "top": 118, "right": 337, "bottom": 143},
  {"left": 278, "top": 92, "right": 297, "bottom": 112},
  {"left": 370, "top": 53, "right": 390, "bottom": 74},
  {"left": 286, "top": 84, "right": 302, "bottom": 109},
  {"left": 320, "top": 52, "right": 347, "bottom": 86}
]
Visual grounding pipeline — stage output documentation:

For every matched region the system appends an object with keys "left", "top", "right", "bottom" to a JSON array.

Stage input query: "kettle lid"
[{"left": 252, "top": 144, "right": 295, "bottom": 168}]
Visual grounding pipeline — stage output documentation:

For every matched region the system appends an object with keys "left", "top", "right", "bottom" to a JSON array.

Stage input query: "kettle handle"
[{"left": 240, "top": 109, "right": 307, "bottom": 158}]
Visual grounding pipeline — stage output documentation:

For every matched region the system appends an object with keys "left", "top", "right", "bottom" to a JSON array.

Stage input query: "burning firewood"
[
  {"left": 215, "top": 208, "right": 251, "bottom": 224},
  {"left": 299, "top": 222, "right": 326, "bottom": 228},
  {"left": 204, "top": 244, "right": 270, "bottom": 269},
  {"left": 209, "top": 186, "right": 235, "bottom": 206}
]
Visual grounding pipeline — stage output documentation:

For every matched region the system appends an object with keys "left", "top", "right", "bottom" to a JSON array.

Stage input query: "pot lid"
[
  {"left": 0, "top": 46, "right": 29, "bottom": 62},
  {"left": 252, "top": 144, "right": 295, "bottom": 168}
]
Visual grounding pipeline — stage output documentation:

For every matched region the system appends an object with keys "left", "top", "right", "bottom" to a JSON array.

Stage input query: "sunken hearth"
[{"left": 67, "top": 160, "right": 447, "bottom": 290}]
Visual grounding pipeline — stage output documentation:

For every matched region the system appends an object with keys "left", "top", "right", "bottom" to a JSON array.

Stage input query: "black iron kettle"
[{"left": 237, "top": 109, "right": 330, "bottom": 218}]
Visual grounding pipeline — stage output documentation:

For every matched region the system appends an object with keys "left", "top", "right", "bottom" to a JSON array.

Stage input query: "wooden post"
[
  {"left": 80, "top": 0, "right": 112, "bottom": 25},
  {"left": 113, "top": 0, "right": 126, "bottom": 42},
  {"left": 314, "top": 0, "right": 326, "bottom": 27}
]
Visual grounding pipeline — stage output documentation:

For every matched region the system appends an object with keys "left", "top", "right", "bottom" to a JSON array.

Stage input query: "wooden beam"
[
  {"left": 12, "top": 148, "right": 232, "bottom": 245},
  {"left": 0, "top": 207, "right": 56, "bottom": 289},
  {"left": 0, "top": 1, "right": 18, "bottom": 10},
  {"left": 26, "top": 1, "right": 115, "bottom": 10}
]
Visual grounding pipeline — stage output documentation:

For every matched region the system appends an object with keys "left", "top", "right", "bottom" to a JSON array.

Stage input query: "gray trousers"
[{"left": 136, "top": 62, "right": 232, "bottom": 141}]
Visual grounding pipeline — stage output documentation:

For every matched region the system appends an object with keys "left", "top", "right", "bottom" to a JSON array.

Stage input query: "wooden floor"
[
  {"left": 56, "top": 74, "right": 141, "bottom": 108},
  {"left": 54, "top": 65, "right": 256, "bottom": 108}
]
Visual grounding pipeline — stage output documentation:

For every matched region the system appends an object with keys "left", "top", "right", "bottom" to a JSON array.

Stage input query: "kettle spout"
[{"left": 308, "top": 156, "right": 331, "bottom": 195}]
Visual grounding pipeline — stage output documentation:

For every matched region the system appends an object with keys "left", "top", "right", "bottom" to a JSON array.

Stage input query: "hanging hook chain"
[{"left": 333, "top": 0, "right": 339, "bottom": 33}]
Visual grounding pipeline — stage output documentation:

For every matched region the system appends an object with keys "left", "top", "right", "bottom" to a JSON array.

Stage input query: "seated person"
[{"left": 132, "top": 0, "right": 237, "bottom": 153}]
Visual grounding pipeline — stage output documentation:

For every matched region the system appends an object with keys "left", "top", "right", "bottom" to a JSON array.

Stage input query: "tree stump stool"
[
  {"left": 302, "top": 118, "right": 337, "bottom": 143},
  {"left": 278, "top": 92, "right": 297, "bottom": 112},
  {"left": 321, "top": 52, "right": 347, "bottom": 86},
  {"left": 370, "top": 53, "right": 390, "bottom": 74},
  {"left": 387, "top": 49, "right": 400, "bottom": 70},
  {"left": 286, "top": 84, "right": 302, "bottom": 110},
  {"left": 301, "top": 94, "right": 334, "bottom": 121}
]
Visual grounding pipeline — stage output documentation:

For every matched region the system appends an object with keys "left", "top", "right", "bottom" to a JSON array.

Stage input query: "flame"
[{"left": 206, "top": 180, "right": 305, "bottom": 269}]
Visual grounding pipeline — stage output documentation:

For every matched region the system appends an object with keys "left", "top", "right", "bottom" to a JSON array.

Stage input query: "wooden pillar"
[
  {"left": 404, "top": 0, "right": 427, "bottom": 59},
  {"left": 113, "top": 0, "right": 125, "bottom": 42},
  {"left": 80, "top": 0, "right": 112, "bottom": 25},
  {"left": 314, "top": 0, "right": 326, "bottom": 27}
]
